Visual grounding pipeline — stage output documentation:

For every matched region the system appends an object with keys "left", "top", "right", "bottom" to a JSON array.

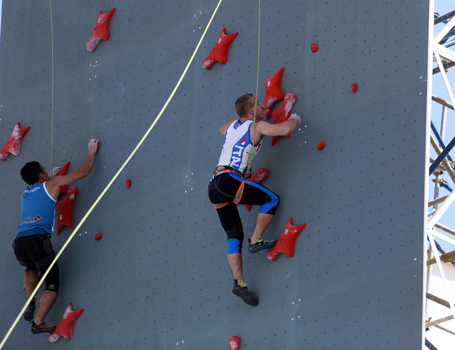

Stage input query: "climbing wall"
[{"left": 0, "top": 0, "right": 429, "bottom": 349}]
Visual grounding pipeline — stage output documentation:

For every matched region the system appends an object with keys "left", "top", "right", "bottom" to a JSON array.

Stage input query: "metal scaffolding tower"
[{"left": 426, "top": 5, "right": 455, "bottom": 349}]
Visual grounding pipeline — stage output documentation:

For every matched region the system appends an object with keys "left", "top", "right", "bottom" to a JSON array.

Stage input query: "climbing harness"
[{"left": 211, "top": 166, "right": 245, "bottom": 209}]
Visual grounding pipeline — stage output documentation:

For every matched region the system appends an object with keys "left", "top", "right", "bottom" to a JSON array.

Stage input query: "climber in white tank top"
[
  {"left": 209, "top": 93, "right": 301, "bottom": 306},
  {"left": 217, "top": 119, "right": 263, "bottom": 174}
]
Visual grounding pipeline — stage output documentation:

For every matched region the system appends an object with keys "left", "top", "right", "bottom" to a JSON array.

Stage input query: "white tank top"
[{"left": 218, "top": 120, "right": 263, "bottom": 173}]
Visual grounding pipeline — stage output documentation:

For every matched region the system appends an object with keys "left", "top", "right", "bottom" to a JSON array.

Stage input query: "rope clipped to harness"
[{"left": 245, "top": 0, "right": 261, "bottom": 177}]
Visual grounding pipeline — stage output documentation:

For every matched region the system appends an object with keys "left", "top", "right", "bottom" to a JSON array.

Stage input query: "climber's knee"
[{"left": 227, "top": 238, "right": 241, "bottom": 254}]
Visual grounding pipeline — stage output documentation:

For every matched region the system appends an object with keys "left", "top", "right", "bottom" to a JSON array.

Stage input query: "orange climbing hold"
[
  {"left": 267, "top": 217, "right": 306, "bottom": 261},
  {"left": 262, "top": 67, "right": 285, "bottom": 119},
  {"left": 244, "top": 168, "right": 269, "bottom": 212},
  {"left": 48, "top": 303, "right": 84, "bottom": 343},
  {"left": 0, "top": 122, "right": 31, "bottom": 161},
  {"left": 86, "top": 8, "right": 116, "bottom": 52},
  {"left": 271, "top": 93, "right": 297, "bottom": 146},
  {"left": 228, "top": 336, "right": 241, "bottom": 350},
  {"left": 56, "top": 187, "right": 78, "bottom": 235},
  {"left": 202, "top": 28, "right": 239, "bottom": 70}
]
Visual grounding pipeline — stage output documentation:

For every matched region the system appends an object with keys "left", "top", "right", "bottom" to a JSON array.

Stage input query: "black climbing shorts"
[{"left": 13, "top": 231, "right": 60, "bottom": 293}]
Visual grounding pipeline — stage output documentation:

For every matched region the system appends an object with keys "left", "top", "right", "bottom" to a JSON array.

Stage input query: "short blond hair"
[{"left": 235, "top": 94, "right": 254, "bottom": 117}]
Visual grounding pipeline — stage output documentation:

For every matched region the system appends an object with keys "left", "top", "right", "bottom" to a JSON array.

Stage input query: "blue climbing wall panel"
[{"left": 0, "top": 0, "right": 429, "bottom": 349}]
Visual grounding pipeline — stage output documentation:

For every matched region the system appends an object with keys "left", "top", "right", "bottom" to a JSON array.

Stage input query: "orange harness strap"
[{"left": 212, "top": 169, "right": 245, "bottom": 210}]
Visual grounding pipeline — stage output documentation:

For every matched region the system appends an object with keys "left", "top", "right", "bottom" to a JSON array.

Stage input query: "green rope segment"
[
  {"left": 246, "top": 0, "right": 261, "bottom": 176},
  {"left": 0, "top": 1, "right": 223, "bottom": 348}
]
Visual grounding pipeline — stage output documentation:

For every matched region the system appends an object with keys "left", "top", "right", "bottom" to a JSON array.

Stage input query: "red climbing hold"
[
  {"left": 317, "top": 142, "right": 326, "bottom": 150},
  {"left": 56, "top": 162, "right": 70, "bottom": 177},
  {"left": 125, "top": 179, "right": 131, "bottom": 189},
  {"left": 0, "top": 122, "right": 31, "bottom": 161},
  {"left": 244, "top": 168, "right": 269, "bottom": 212},
  {"left": 350, "top": 83, "right": 357, "bottom": 94},
  {"left": 267, "top": 217, "right": 306, "bottom": 261},
  {"left": 262, "top": 67, "right": 285, "bottom": 119},
  {"left": 202, "top": 28, "right": 238, "bottom": 70},
  {"left": 310, "top": 43, "right": 319, "bottom": 53},
  {"left": 56, "top": 187, "right": 78, "bottom": 235},
  {"left": 228, "top": 336, "right": 241, "bottom": 350},
  {"left": 95, "top": 233, "right": 103, "bottom": 241},
  {"left": 55, "top": 162, "right": 70, "bottom": 196},
  {"left": 86, "top": 8, "right": 116, "bottom": 52},
  {"left": 271, "top": 93, "right": 297, "bottom": 146},
  {"left": 48, "top": 303, "right": 84, "bottom": 343}
]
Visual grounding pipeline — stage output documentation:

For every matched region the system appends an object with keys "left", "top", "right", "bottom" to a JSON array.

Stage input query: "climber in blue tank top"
[
  {"left": 208, "top": 93, "right": 301, "bottom": 306},
  {"left": 17, "top": 181, "right": 56, "bottom": 237},
  {"left": 13, "top": 139, "right": 99, "bottom": 335}
]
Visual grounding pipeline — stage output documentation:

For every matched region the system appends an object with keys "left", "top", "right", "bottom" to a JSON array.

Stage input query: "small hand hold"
[
  {"left": 310, "top": 43, "right": 319, "bottom": 53},
  {"left": 317, "top": 142, "right": 326, "bottom": 150},
  {"left": 228, "top": 336, "right": 241, "bottom": 350},
  {"left": 125, "top": 179, "right": 131, "bottom": 189},
  {"left": 95, "top": 233, "right": 103, "bottom": 241},
  {"left": 350, "top": 83, "right": 357, "bottom": 94}
]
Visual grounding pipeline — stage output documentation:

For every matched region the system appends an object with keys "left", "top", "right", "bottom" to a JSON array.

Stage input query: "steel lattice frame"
[{"left": 426, "top": 4, "right": 455, "bottom": 347}]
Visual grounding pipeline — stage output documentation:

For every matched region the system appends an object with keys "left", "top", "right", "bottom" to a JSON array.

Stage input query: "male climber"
[
  {"left": 208, "top": 94, "right": 300, "bottom": 306},
  {"left": 13, "top": 139, "right": 99, "bottom": 334}
]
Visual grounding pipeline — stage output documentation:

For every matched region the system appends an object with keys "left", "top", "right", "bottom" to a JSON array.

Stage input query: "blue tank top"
[{"left": 17, "top": 182, "right": 56, "bottom": 237}]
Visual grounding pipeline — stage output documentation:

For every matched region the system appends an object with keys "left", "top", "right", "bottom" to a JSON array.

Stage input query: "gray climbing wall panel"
[{"left": 0, "top": 0, "right": 429, "bottom": 349}]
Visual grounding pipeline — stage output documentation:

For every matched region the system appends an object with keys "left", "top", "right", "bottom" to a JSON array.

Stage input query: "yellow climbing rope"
[{"left": 0, "top": 1, "right": 224, "bottom": 348}]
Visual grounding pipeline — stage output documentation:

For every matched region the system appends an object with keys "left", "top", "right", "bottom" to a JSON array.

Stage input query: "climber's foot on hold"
[
  {"left": 232, "top": 280, "right": 258, "bottom": 306},
  {"left": 24, "top": 298, "right": 36, "bottom": 322},
  {"left": 31, "top": 321, "right": 56, "bottom": 334},
  {"left": 248, "top": 238, "right": 277, "bottom": 253}
]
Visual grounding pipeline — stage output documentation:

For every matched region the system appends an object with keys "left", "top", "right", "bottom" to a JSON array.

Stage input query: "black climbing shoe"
[
  {"left": 248, "top": 238, "right": 277, "bottom": 253},
  {"left": 24, "top": 298, "right": 36, "bottom": 322},
  {"left": 31, "top": 321, "right": 56, "bottom": 334},
  {"left": 232, "top": 280, "right": 258, "bottom": 306}
]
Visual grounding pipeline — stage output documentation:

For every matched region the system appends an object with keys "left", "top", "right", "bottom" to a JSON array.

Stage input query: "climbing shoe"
[
  {"left": 232, "top": 280, "right": 258, "bottom": 306},
  {"left": 24, "top": 298, "right": 36, "bottom": 322},
  {"left": 248, "top": 238, "right": 277, "bottom": 253},
  {"left": 31, "top": 321, "right": 56, "bottom": 334}
]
